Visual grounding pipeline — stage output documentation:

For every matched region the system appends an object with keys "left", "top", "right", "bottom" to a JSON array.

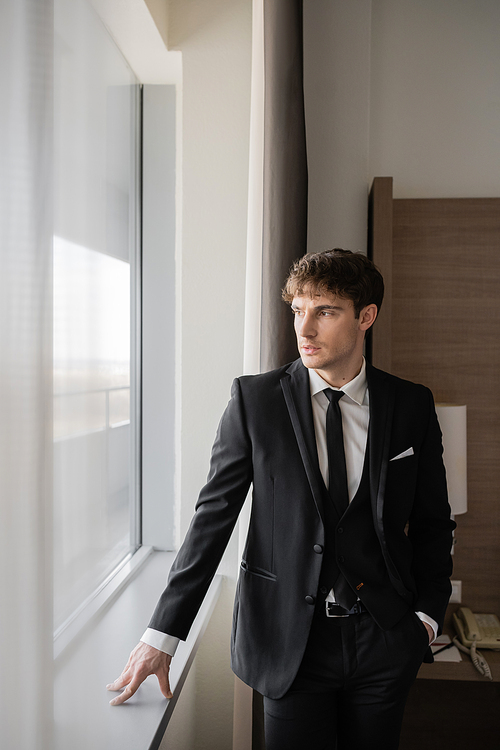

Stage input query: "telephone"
[
  {"left": 452, "top": 607, "right": 500, "bottom": 680},
  {"left": 452, "top": 607, "right": 500, "bottom": 650}
]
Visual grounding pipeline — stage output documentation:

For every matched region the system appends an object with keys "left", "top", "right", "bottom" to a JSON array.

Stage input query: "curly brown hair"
[{"left": 282, "top": 249, "right": 384, "bottom": 319}]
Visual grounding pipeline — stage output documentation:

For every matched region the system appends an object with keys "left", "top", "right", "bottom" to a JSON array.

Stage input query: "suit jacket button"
[
  {"left": 305, "top": 595, "right": 315, "bottom": 605},
  {"left": 337, "top": 527, "right": 343, "bottom": 534},
  {"left": 338, "top": 555, "right": 345, "bottom": 564},
  {"left": 320, "top": 586, "right": 328, "bottom": 594},
  {"left": 313, "top": 544, "right": 323, "bottom": 554}
]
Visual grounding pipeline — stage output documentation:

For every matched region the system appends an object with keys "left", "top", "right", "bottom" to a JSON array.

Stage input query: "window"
[{"left": 53, "top": 0, "right": 141, "bottom": 632}]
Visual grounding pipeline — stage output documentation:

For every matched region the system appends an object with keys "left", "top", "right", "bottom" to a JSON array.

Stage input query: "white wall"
[
  {"left": 303, "top": 0, "right": 372, "bottom": 254},
  {"left": 163, "top": 1, "right": 252, "bottom": 748},
  {"left": 369, "top": 0, "right": 500, "bottom": 198},
  {"left": 304, "top": 0, "right": 500, "bottom": 252},
  {"left": 167, "top": 0, "right": 251, "bottom": 545}
]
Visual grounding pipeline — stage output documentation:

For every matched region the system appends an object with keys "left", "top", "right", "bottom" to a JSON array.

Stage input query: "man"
[{"left": 108, "top": 249, "right": 455, "bottom": 749}]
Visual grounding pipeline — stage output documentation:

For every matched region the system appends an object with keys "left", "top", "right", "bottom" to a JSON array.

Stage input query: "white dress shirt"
[
  {"left": 141, "top": 358, "right": 436, "bottom": 656},
  {"left": 309, "top": 359, "right": 369, "bottom": 503}
]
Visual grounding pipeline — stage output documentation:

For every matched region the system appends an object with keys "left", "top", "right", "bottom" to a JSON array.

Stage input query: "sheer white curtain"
[{"left": 0, "top": 1, "right": 54, "bottom": 748}]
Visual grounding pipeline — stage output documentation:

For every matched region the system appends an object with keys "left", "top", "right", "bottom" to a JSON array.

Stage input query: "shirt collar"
[{"left": 308, "top": 357, "right": 368, "bottom": 406}]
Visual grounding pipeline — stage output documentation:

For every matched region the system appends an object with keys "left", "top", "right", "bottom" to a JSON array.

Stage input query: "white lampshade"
[{"left": 435, "top": 404, "right": 467, "bottom": 515}]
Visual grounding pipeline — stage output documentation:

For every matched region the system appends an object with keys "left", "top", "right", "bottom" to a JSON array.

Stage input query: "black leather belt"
[{"left": 325, "top": 601, "right": 367, "bottom": 618}]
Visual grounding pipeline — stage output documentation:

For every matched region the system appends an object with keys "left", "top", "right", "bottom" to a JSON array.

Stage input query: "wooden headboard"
[{"left": 368, "top": 176, "right": 500, "bottom": 616}]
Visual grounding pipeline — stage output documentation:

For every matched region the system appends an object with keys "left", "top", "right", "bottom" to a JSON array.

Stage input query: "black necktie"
[
  {"left": 324, "top": 389, "right": 349, "bottom": 516},
  {"left": 323, "top": 388, "right": 357, "bottom": 610}
]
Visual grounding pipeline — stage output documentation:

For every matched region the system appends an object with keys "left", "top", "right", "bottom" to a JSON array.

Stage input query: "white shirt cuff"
[
  {"left": 140, "top": 628, "right": 180, "bottom": 657},
  {"left": 415, "top": 611, "right": 438, "bottom": 644}
]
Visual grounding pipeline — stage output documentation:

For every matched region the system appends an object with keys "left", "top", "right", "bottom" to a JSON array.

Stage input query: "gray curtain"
[
  {"left": 260, "top": 0, "right": 308, "bottom": 372},
  {"left": 253, "top": 4, "right": 308, "bottom": 747}
]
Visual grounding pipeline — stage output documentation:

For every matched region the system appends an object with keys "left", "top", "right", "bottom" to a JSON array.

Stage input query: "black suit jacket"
[{"left": 149, "top": 360, "right": 455, "bottom": 699}]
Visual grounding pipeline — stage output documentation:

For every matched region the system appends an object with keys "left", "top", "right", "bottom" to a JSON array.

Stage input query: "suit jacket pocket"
[{"left": 240, "top": 560, "right": 277, "bottom": 582}]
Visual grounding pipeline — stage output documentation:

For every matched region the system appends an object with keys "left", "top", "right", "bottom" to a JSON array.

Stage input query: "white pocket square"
[{"left": 390, "top": 447, "right": 414, "bottom": 462}]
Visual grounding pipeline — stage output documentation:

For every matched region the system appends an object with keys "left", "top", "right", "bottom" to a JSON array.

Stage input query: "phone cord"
[{"left": 452, "top": 636, "right": 493, "bottom": 680}]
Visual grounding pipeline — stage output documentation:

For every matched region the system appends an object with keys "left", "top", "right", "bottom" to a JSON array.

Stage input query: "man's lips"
[{"left": 301, "top": 345, "right": 320, "bottom": 354}]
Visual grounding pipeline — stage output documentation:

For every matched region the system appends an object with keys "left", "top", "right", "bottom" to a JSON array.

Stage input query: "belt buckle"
[{"left": 326, "top": 602, "right": 350, "bottom": 618}]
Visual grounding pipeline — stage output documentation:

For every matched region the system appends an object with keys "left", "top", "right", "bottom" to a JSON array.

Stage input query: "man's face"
[{"left": 291, "top": 289, "right": 373, "bottom": 382}]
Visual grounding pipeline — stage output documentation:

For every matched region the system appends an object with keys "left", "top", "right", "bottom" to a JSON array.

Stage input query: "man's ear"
[{"left": 359, "top": 304, "right": 378, "bottom": 332}]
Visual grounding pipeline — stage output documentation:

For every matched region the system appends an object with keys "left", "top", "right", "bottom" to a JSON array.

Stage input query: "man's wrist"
[
  {"left": 140, "top": 628, "right": 180, "bottom": 656},
  {"left": 415, "top": 611, "right": 438, "bottom": 643}
]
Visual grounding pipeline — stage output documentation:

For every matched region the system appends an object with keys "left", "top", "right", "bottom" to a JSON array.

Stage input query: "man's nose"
[{"left": 298, "top": 313, "right": 316, "bottom": 338}]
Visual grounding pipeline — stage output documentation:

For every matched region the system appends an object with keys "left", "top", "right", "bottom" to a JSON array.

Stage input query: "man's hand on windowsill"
[{"left": 107, "top": 642, "right": 172, "bottom": 705}]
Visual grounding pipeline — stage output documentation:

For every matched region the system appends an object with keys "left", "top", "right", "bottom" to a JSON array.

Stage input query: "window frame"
[{"left": 53, "top": 81, "right": 178, "bottom": 657}]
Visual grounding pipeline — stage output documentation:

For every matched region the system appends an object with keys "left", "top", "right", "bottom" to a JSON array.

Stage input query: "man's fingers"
[
  {"left": 156, "top": 667, "right": 173, "bottom": 700},
  {"left": 109, "top": 687, "right": 135, "bottom": 706},
  {"left": 109, "top": 671, "right": 148, "bottom": 705},
  {"left": 108, "top": 642, "right": 172, "bottom": 704},
  {"left": 109, "top": 689, "right": 130, "bottom": 706},
  {"left": 106, "top": 680, "right": 127, "bottom": 692},
  {"left": 106, "top": 666, "right": 132, "bottom": 692}
]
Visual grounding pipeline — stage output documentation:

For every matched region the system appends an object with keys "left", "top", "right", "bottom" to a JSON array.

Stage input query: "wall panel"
[{"left": 390, "top": 197, "right": 500, "bottom": 615}]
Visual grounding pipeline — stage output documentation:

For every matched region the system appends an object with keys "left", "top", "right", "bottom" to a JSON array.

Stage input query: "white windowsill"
[
  {"left": 54, "top": 550, "right": 222, "bottom": 750},
  {"left": 54, "top": 545, "right": 154, "bottom": 658}
]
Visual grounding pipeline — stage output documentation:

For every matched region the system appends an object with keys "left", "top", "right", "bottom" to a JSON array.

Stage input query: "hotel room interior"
[{"left": 1, "top": 1, "right": 499, "bottom": 749}]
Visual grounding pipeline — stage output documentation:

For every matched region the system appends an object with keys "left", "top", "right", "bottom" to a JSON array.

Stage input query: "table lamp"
[{"left": 436, "top": 404, "right": 467, "bottom": 553}]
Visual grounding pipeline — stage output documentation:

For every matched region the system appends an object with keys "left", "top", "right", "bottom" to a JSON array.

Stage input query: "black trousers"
[{"left": 263, "top": 607, "right": 430, "bottom": 750}]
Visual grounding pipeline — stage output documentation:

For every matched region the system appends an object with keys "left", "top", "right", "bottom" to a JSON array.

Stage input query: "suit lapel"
[
  {"left": 366, "top": 363, "right": 408, "bottom": 591},
  {"left": 280, "top": 359, "right": 328, "bottom": 524},
  {"left": 366, "top": 363, "right": 394, "bottom": 523}
]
